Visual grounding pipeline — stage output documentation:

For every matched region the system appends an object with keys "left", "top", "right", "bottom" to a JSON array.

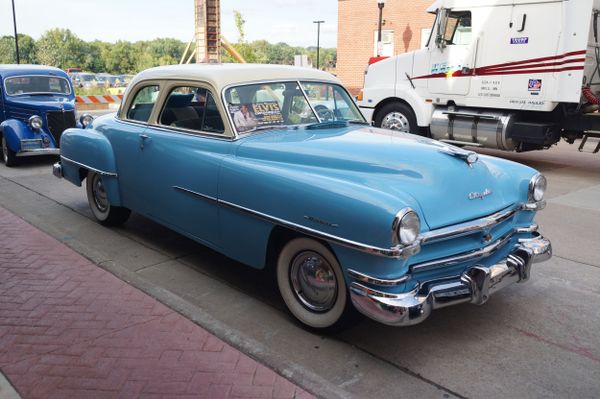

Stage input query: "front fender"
[
  {"left": 60, "top": 128, "right": 122, "bottom": 205},
  {"left": 0, "top": 119, "right": 31, "bottom": 152}
]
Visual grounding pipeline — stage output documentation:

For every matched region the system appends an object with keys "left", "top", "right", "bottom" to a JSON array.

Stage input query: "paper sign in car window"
[{"left": 252, "top": 101, "right": 284, "bottom": 126}]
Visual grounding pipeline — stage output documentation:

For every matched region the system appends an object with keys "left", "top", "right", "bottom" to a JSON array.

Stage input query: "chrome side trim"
[
  {"left": 173, "top": 186, "right": 217, "bottom": 202},
  {"left": 60, "top": 155, "right": 118, "bottom": 177},
  {"left": 411, "top": 231, "right": 514, "bottom": 273},
  {"left": 347, "top": 269, "right": 409, "bottom": 286},
  {"left": 218, "top": 198, "right": 420, "bottom": 259},
  {"left": 419, "top": 205, "right": 518, "bottom": 244}
]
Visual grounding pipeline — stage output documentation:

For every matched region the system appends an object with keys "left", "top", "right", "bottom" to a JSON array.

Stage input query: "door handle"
[{"left": 139, "top": 134, "right": 150, "bottom": 150}]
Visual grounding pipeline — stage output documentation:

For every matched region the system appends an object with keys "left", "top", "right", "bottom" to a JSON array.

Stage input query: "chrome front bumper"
[
  {"left": 16, "top": 148, "right": 60, "bottom": 157},
  {"left": 349, "top": 234, "right": 552, "bottom": 327}
]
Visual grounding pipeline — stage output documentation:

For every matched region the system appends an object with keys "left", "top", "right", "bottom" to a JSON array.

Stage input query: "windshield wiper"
[
  {"left": 305, "top": 120, "right": 350, "bottom": 130},
  {"left": 348, "top": 120, "right": 369, "bottom": 125}
]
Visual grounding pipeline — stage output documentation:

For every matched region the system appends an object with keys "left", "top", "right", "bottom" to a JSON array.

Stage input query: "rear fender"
[{"left": 60, "top": 128, "right": 122, "bottom": 206}]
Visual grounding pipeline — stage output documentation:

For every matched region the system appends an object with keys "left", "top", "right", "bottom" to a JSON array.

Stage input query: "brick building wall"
[{"left": 337, "top": 0, "right": 435, "bottom": 94}]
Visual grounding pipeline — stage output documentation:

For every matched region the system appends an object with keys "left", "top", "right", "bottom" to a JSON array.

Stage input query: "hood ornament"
[{"left": 435, "top": 143, "right": 479, "bottom": 166}]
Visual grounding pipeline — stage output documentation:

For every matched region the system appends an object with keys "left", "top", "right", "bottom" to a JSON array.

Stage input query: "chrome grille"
[{"left": 46, "top": 110, "right": 76, "bottom": 147}]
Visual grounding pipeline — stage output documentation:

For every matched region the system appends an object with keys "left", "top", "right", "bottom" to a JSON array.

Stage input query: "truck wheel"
[
  {"left": 1, "top": 136, "right": 18, "bottom": 167},
  {"left": 276, "top": 237, "right": 355, "bottom": 331},
  {"left": 86, "top": 171, "right": 130, "bottom": 226},
  {"left": 375, "top": 102, "right": 419, "bottom": 134}
]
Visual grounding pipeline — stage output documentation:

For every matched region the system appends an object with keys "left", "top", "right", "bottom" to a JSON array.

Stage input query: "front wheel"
[
  {"left": 1, "top": 135, "right": 18, "bottom": 167},
  {"left": 374, "top": 102, "right": 419, "bottom": 134},
  {"left": 276, "top": 238, "right": 355, "bottom": 331},
  {"left": 86, "top": 171, "right": 130, "bottom": 226}
]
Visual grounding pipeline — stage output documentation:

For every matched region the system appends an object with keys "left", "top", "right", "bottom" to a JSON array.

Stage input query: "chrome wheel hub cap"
[
  {"left": 290, "top": 251, "right": 337, "bottom": 312},
  {"left": 381, "top": 112, "right": 410, "bottom": 132},
  {"left": 92, "top": 175, "right": 109, "bottom": 212}
]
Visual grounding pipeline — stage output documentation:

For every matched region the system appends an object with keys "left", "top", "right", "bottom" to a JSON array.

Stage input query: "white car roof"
[{"left": 129, "top": 63, "right": 341, "bottom": 90}]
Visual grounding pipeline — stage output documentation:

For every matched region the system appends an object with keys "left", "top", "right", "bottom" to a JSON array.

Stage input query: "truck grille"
[{"left": 46, "top": 110, "right": 76, "bottom": 147}]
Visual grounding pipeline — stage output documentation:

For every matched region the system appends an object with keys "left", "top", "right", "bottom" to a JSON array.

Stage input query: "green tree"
[
  {"left": 36, "top": 29, "right": 85, "bottom": 69},
  {"left": 0, "top": 34, "right": 37, "bottom": 64}
]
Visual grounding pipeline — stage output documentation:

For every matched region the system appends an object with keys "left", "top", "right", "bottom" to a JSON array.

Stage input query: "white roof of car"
[{"left": 130, "top": 63, "right": 341, "bottom": 90}]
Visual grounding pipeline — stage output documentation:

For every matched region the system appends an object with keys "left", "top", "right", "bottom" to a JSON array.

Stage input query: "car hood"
[{"left": 236, "top": 126, "right": 529, "bottom": 230}]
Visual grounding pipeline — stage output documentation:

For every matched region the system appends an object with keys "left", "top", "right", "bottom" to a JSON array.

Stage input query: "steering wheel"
[{"left": 314, "top": 105, "right": 335, "bottom": 122}]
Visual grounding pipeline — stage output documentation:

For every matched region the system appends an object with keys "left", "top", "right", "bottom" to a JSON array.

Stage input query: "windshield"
[
  {"left": 224, "top": 81, "right": 365, "bottom": 134},
  {"left": 4, "top": 75, "right": 71, "bottom": 96}
]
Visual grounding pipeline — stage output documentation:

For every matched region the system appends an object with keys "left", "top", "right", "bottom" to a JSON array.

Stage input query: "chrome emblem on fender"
[{"left": 468, "top": 189, "right": 492, "bottom": 200}]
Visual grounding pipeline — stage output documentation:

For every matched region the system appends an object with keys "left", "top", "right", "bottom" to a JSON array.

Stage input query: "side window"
[
  {"left": 127, "top": 85, "right": 160, "bottom": 122},
  {"left": 159, "top": 86, "right": 224, "bottom": 134},
  {"left": 443, "top": 12, "right": 471, "bottom": 46}
]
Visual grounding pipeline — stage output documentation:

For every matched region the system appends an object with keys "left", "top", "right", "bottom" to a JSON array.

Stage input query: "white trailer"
[{"left": 358, "top": 0, "right": 600, "bottom": 153}]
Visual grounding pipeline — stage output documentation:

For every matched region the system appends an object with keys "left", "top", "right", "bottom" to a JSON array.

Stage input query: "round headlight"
[
  {"left": 398, "top": 210, "right": 421, "bottom": 245},
  {"left": 28, "top": 115, "right": 43, "bottom": 131},
  {"left": 80, "top": 113, "right": 94, "bottom": 128},
  {"left": 530, "top": 174, "right": 547, "bottom": 202}
]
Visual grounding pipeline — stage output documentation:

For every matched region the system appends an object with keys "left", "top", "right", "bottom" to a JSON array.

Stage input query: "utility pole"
[
  {"left": 313, "top": 20, "right": 324, "bottom": 69},
  {"left": 376, "top": 0, "right": 385, "bottom": 57},
  {"left": 11, "top": 0, "right": 20, "bottom": 64}
]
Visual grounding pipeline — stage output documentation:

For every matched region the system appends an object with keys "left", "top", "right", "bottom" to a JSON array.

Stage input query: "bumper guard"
[{"left": 349, "top": 234, "right": 552, "bottom": 326}]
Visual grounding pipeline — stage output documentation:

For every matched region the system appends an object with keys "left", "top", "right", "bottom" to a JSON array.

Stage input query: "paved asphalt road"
[{"left": 0, "top": 137, "right": 598, "bottom": 399}]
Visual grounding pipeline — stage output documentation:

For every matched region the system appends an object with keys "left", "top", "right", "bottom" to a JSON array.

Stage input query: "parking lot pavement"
[
  {"left": 0, "top": 140, "right": 598, "bottom": 398},
  {"left": 0, "top": 207, "right": 314, "bottom": 399}
]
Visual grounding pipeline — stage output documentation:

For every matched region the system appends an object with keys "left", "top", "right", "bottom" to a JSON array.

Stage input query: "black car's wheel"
[
  {"left": 276, "top": 237, "right": 354, "bottom": 331},
  {"left": 1, "top": 135, "right": 18, "bottom": 167},
  {"left": 86, "top": 171, "right": 130, "bottom": 226},
  {"left": 374, "top": 102, "right": 419, "bottom": 134}
]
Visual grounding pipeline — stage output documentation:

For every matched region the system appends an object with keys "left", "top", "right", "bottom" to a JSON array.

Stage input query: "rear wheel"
[
  {"left": 276, "top": 237, "right": 355, "bottom": 331},
  {"left": 86, "top": 171, "right": 130, "bottom": 226},
  {"left": 1, "top": 136, "right": 18, "bottom": 167},
  {"left": 374, "top": 102, "right": 419, "bottom": 134}
]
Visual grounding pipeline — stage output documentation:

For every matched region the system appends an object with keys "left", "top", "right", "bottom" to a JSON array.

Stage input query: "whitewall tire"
[
  {"left": 86, "top": 171, "right": 130, "bottom": 226},
  {"left": 276, "top": 237, "right": 352, "bottom": 330}
]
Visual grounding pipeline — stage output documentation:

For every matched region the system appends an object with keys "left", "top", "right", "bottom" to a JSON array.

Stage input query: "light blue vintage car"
[{"left": 53, "top": 64, "right": 552, "bottom": 330}]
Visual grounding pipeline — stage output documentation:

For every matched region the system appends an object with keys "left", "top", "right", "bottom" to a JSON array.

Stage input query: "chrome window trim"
[
  {"left": 3, "top": 74, "right": 72, "bottom": 96},
  {"left": 156, "top": 84, "right": 226, "bottom": 137},
  {"left": 347, "top": 269, "right": 409, "bottom": 286},
  {"left": 60, "top": 155, "right": 118, "bottom": 177}
]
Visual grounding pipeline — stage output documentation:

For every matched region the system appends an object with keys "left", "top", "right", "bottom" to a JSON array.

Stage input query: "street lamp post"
[
  {"left": 313, "top": 20, "right": 324, "bottom": 69},
  {"left": 11, "top": 0, "right": 20, "bottom": 64},
  {"left": 377, "top": 0, "right": 385, "bottom": 57}
]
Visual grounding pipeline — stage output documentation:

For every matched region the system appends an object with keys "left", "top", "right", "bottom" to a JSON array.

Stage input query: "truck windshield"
[
  {"left": 224, "top": 81, "right": 365, "bottom": 134},
  {"left": 4, "top": 75, "right": 71, "bottom": 96}
]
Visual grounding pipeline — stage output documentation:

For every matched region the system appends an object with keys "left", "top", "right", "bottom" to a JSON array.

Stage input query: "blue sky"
[{"left": 0, "top": 0, "right": 338, "bottom": 48}]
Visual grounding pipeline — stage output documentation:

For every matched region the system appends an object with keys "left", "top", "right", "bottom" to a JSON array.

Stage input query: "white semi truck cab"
[{"left": 358, "top": 0, "right": 600, "bottom": 153}]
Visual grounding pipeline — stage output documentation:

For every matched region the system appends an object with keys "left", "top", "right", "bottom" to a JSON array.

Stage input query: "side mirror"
[{"left": 435, "top": 8, "right": 448, "bottom": 49}]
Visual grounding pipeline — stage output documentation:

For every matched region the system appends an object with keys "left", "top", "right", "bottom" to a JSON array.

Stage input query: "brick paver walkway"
[{"left": 0, "top": 207, "right": 315, "bottom": 399}]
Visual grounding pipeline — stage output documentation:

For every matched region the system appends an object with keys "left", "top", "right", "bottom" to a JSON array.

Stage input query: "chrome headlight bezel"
[
  {"left": 393, "top": 208, "right": 421, "bottom": 246},
  {"left": 528, "top": 174, "right": 547, "bottom": 202},
  {"left": 79, "top": 113, "right": 94, "bottom": 128},
  {"left": 28, "top": 115, "right": 43, "bottom": 131}
]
